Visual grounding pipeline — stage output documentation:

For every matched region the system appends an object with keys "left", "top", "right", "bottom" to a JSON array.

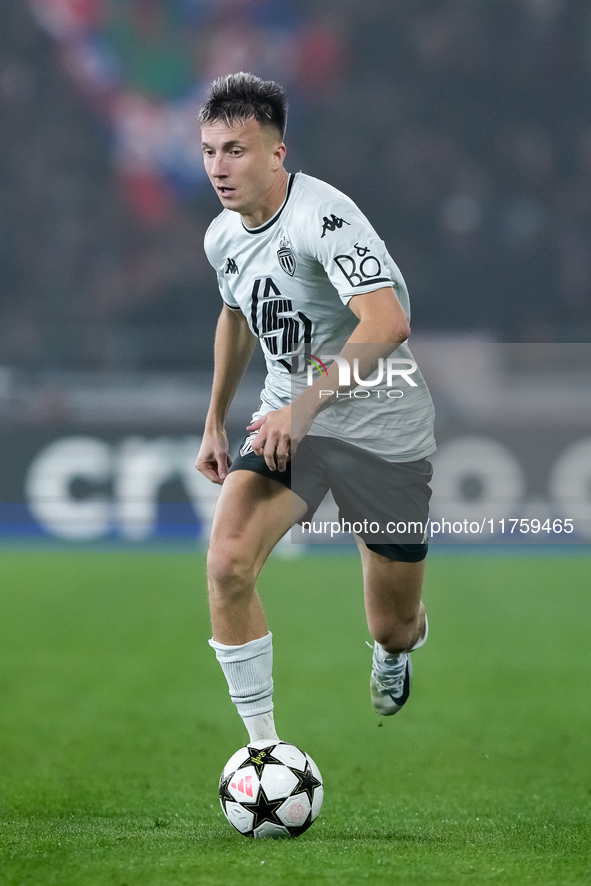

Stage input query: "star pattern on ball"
[
  {"left": 248, "top": 788, "right": 285, "bottom": 830},
  {"left": 219, "top": 742, "right": 324, "bottom": 837},
  {"left": 218, "top": 774, "right": 235, "bottom": 810},
  {"left": 237, "top": 744, "right": 282, "bottom": 777},
  {"left": 292, "top": 762, "right": 322, "bottom": 804}
]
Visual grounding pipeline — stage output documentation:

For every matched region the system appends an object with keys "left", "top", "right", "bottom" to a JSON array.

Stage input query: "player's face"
[{"left": 201, "top": 117, "right": 286, "bottom": 226}]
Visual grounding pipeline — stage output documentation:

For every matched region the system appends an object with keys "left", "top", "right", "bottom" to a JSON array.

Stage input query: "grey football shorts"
[{"left": 229, "top": 434, "right": 432, "bottom": 563}]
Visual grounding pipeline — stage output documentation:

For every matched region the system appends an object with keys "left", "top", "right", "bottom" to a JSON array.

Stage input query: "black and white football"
[{"left": 219, "top": 739, "right": 324, "bottom": 838}]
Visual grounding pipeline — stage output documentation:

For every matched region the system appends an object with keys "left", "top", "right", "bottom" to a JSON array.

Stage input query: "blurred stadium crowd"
[{"left": 1, "top": 0, "right": 590, "bottom": 372}]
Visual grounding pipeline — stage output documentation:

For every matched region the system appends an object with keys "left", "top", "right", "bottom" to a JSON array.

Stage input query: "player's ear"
[{"left": 272, "top": 141, "right": 286, "bottom": 169}]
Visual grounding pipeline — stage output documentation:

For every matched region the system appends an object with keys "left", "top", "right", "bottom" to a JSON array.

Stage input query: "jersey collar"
[{"left": 241, "top": 173, "right": 296, "bottom": 234}]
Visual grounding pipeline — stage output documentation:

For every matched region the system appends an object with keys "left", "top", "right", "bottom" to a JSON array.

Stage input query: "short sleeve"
[
  {"left": 204, "top": 218, "right": 241, "bottom": 311},
  {"left": 216, "top": 270, "right": 241, "bottom": 310},
  {"left": 305, "top": 200, "right": 396, "bottom": 304}
]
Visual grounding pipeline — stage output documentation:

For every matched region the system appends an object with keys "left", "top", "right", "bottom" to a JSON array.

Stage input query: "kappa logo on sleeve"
[
  {"left": 334, "top": 243, "right": 390, "bottom": 288},
  {"left": 320, "top": 214, "right": 350, "bottom": 238},
  {"left": 225, "top": 258, "right": 239, "bottom": 274}
]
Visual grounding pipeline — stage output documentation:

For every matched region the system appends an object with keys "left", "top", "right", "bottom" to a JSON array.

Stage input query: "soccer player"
[{"left": 196, "top": 73, "right": 436, "bottom": 742}]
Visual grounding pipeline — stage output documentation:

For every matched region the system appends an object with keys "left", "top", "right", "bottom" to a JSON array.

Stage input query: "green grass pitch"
[{"left": 0, "top": 548, "right": 590, "bottom": 885}]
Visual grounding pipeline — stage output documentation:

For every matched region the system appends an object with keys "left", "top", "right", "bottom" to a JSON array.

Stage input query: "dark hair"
[{"left": 198, "top": 72, "right": 288, "bottom": 140}]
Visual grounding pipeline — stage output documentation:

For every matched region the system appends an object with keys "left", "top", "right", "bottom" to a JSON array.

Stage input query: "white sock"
[{"left": 209, "top": 632, "right": 279, "bottom": 743}]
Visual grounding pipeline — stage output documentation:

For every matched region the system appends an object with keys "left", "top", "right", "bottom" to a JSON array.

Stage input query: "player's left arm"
[
  {"left": 347, "top": 285, "right": 410, "bottom": 348},
  {"left": 248, "top": 286, "right": 409, "bottom": 471},
  {"left": 295, "top": 284, "right": 410, "bottom": 414}
]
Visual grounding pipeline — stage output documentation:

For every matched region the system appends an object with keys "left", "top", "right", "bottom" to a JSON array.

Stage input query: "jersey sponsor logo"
[
  {"left": 320, "top": 214, "right": 350, "bottom": 238},
  {"left": 334, "top": 243, "right": 389, "bottom": 288},
  {"left": 225, "top": 257, "right": 239, "bottom": 274},
  {"left": 250, "top": 277, "right": 312, "bottom": 368},
  {"left": 277, "top": 237, "right": 296, "bottom": 276}
]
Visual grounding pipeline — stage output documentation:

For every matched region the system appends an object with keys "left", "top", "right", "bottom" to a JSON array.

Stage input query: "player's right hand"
[{"left": 195, "top": 429, "right": 232, "bottom": 485}]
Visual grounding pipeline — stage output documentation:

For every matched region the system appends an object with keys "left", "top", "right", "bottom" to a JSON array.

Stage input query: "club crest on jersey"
[{"left": 277, "top": 237, "right": 296, "bottom": 277}]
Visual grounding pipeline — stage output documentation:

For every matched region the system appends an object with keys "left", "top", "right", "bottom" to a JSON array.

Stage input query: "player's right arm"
[{"left": 195, "top": 304, "right": 257, "bottom": 484}]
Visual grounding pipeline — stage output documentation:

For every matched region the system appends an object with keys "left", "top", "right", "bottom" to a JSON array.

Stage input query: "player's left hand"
[{"left": 247, "top": 404, "right": 313, "bottom": 471}]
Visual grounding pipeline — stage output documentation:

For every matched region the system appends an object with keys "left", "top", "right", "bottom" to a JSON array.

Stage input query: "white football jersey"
[{"left": 204, "top": 172, "right": 435, "bottom": 462}]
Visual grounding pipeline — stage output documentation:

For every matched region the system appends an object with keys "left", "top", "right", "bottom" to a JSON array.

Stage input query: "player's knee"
[
  {"left": 207, "top": 541, "right": 256, "bottom": 599},
  {"left": 374, "top": 635, "right": 411, "bottom": 655},
  {"left": 373, "top": 621, "right": 418, "bottom": 655}
]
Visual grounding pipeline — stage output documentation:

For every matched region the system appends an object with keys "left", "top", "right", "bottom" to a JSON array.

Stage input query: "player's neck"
[{"left": 241, "top": 169, "right": 290, "bottom": 230}]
